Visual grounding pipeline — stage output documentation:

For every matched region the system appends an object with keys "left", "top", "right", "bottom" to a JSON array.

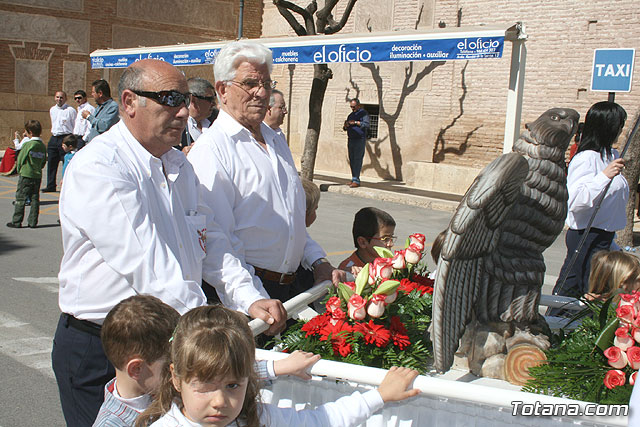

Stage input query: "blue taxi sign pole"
[{"left": 591, "top": 48, "right": 635, "bottom": 102}]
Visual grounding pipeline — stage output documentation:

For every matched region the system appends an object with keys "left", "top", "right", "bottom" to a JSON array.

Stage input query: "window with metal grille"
[{"left": 362, "top": 104, "right": 379, "bottom": 139}]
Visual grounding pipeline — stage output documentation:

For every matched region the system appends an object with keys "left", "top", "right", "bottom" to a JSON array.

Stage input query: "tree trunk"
[
  {"left": 300, "top": 63, "right": 332, "bottom": 180},
  {"left": 616, "top": 110, "right": 640, "bottom": 247}
]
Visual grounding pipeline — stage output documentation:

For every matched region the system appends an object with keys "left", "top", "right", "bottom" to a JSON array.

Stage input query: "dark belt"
[
  {"left": 64, "top": 313, "right": 102, "bottom": 337},
  {"left": 253, "top": 266, "right": 296, "bottom": 285}
]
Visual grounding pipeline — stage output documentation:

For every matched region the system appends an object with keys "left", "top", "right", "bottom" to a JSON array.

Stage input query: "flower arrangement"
[
  {"left": 277, "top": 233, "right": 434, "bottom": 374},
  {"left": 524, "top": 291, "right": 640, "bottom": 404}
]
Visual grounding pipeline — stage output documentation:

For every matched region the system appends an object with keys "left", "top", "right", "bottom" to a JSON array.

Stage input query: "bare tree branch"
[
  {"left": 324, "top": 0, "right": 357, "bottom": 34},
  {"left": 273, "top": 0, "right": 314, "bottom": 35}
]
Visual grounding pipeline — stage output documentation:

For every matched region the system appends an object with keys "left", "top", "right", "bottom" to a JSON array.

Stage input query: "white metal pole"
[{"left": 502, "top": 25, "right": 527, "bottom": 153}]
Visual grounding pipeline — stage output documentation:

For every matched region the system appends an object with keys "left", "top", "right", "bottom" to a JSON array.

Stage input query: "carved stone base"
[{"left": 454, "top": 319, "right": 549, "bottom": 384}]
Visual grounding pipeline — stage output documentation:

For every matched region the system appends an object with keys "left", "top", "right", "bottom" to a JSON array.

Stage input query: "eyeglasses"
[
  {"left": 74, "top": 96, "right": 84, "bottom": 101},
  {"left": 226, "top": 79, "right": 276, "bottom": 94},
  {"left": 192, "top": 94, "right": 215, "bottom": 103},
  {"left": 131, "top": 90, "right": 190, "bottom": 108},
  {"left": 371, "top": 235, "right": 397, "bottom": 244}
]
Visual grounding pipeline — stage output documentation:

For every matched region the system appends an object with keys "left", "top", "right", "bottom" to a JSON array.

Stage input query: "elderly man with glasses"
[
  {"left": 52, "top": 59, "right": 219, "bottom": 426},
  {"left": 175, "top": 77, "right": 218, "bottom": 154},
  {"left": 189, "top": 40, "right": 346, "bottom": 337}
]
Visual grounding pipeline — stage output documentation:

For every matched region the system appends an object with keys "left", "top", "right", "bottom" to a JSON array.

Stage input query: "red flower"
[
  {"left": 399, "top": 278, "right": 418, "bottom": 294},
  {"left": 319, "top": 320, "right": 353, "bottom": 356},
  {"left": 411, "top": 274, "right": 434, "bottom": 288},
  {"left": 353, "top": 320, "right": 391, "bottom": 347},
  {"left": 390, "top": 316, "right": 411, "bottom": 349},
  {"left": 603, "top": 369, "right": 626, "bottom": 389},
  {"left": 301, "top": 313, "right": 330, "bottom": 338}
]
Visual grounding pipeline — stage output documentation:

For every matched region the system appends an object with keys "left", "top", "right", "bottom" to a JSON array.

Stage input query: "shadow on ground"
[
  {"left": 314, "top": 173, "right": 463, "bottom": 203},
  {"left": 0, "top": 234, "right": 29, "bottom": 255}
]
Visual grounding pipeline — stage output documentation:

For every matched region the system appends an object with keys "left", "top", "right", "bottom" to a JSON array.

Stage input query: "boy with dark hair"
[
  {"left": 338, "top": 207, "right": 396, "bottom": 271},
  {"left": 7, "top": 120, "right": 46, "bottom": 229},
  {"left": 61, "top": 134, "right": 78, "bottom": 179},
  {"left": 93, "top": 295, "right": 179, "bottom": 427}
]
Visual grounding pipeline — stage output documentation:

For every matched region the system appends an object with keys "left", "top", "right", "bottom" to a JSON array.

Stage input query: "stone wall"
[
  {"left": 0, "top": 0, "right": 263, "bottom": 144},
  {"left": 261, "top": 0, "right": 640, "bottom": 194}
]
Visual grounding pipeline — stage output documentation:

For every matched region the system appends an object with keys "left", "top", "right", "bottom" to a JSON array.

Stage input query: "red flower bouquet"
[{"left": 277, "top": 233, "right": 433, "bottom": 373}]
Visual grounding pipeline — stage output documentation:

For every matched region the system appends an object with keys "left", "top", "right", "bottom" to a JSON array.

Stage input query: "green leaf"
[
  {"left": 373, "top": 280, "right": 400, "bottom": 295},
  {"left": 338, "top": 283, "right": 354, "bottom": 302},
  {"left": 373, "top": 246, "right": 394, "bottom": 259},
  {"left": 595, "top": 316, "right": 619, "bottom": 352},
  {"left": 598, "top": 296, "right": 614, "bottom": 330},
  {"left": 355, "top": 264, "right": 369, "bottom": 295}
]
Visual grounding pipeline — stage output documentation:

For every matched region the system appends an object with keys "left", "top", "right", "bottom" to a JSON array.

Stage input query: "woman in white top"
[{"left": 552, "top": 101, "right": 629, "bottom": 301}]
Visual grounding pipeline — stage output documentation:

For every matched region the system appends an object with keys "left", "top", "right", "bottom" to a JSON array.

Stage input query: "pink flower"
[
  {"left": 632, "top": 327, "right": 640, "bottom": 343},
  {"left": 409, "top": 233, "right": 426, "bottom": 251},
  {"left": 614, "top": 325, "right": 634, "bottom": 351},
  {"left": 628, "top": 346, "right": 640, "bottom": 370},
  {"left": 384, "top": 290, "right": 398, "bottom": 304},
  {"left": 604, "top": 346, "right": 629, "bottom": 369},
  {"left": 391, "top": 250, "right": 406, "bottom": 269},
  {"left": 347, "top": 294, "right": 367, "bottom": 321},
  {"left": 326, "top": 296, "right": 342, "bottom": 314},
  {"left": 617, "top": 304, "right": 636, "bottom": 324},
  {"left": 371, "top": 257, "right": 393, "bottom": 280},
  {"left": 620, "top": 293, "right": 640, "bottom": 312},
  {"left": 404, "top": 244, "right": 423, "bottom": 264},
  {"left": 367, "top": 294, "right": 387, "bottom": 318},
  {"left": 631, "top": 371, "right": 638, "bottom": 386},
  {"left": 603, "top": 370, "right": 626, "bottom": 389},
  {"left": 342, "top": 281, "right": 356, "bottom": 292}
]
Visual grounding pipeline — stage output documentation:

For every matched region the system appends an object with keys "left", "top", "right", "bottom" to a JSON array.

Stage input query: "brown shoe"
[{"left": 349, "top": 182, "right": 360, "bottom": 188}]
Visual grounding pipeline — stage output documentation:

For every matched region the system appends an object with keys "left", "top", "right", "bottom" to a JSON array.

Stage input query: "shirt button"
[
  {"left": 284, "top": 261, "right": 288, "bottom": 265},
  {"left": 179, "top": 244, "right": 183, "bottom": 249},
  {"left": 161, "top": 183, "right": 166, "bottom": 188}
]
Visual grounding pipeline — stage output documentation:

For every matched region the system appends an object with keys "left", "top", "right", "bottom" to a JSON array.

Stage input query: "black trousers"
[
  {"left": 347, "top": 137, "right": 366, "bottom": 182},
  {"left": 551, "top": 228, "right": 615, "bottom": 299},
  {"left": 46, "top": 134, "right": 69, "bottom": 190},
  {"left": 51, "top": 313, "right": 114, "bottom": 427}
]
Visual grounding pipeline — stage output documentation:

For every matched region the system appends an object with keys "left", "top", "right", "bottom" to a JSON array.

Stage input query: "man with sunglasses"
[
  {"left": 43, "top": 91, "right": 76, "bottom": 192},
  {"left": 175, "top": 77, "right": 217, "bottom": 154},
  {"left": 189, "top": 40, "right": 345, "bottom": 336},
  {"left": 71, "top": 90, "right": 95, "bottom": 149},
  {"left": 82, "top": 79, "right": 120, "bottom": 144},
  {"left": 53, "top": 59, "right": 216, "bottom": 426}
]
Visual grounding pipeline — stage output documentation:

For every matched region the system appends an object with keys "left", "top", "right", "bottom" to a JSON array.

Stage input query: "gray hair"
[
  {"left": 213, "top": 40, "right": 273, "bottom": 83},
  {"left": 269, "top": 89, "right": 284, "bottom": 107},
  {"left": 187, "top": 77, "right": 214, "bottom": 97},
  {"left": 118, "top": 65, "right": 146, "bottom": 106}
]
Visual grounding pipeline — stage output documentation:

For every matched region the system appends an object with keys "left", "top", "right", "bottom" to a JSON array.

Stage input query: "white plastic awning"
[{"left": 90, "top": 23, "right": 527, "bottom": 151}]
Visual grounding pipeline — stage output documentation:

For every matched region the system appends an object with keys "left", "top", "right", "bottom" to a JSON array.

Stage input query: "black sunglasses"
[
  {"left": 74, "top": 96, "right": 83, "bottom": 100},
  {"left": 192, "top": 94, "right": 215, "bottom": 103},
  {"left": 131, "top": 90, "right": 190, "bottom": 108}
]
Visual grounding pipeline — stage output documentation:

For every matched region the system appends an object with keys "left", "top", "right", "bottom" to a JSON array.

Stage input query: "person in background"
[
  {"left": 585, "top": 250, "right": 640, "bottom": 302},
  {"left": 343, "top": 98, "right": 370, "bottom": 188},
  {"left": 73, "top": 90, "right": 96, "bottom": 149},
  {"left": 83, "top": 79, "right": 120, "bottom": 144},
  {"left": 43, "top": 91, "right": 76, "bottom": 192},
  {"left": 551, "top": 101, "right": 629, "bottom": 303},
  {"left": 61, "top": 134, "right": 78, "bottom": 180},
  {"left": 175, "top": 77, "right": 217, "bottom": 154},
  {"left": 338, "top": 207, "right": 396, "bottom": 271},
  {"left": 7, "top": 120, "right": 46, "bottom": 228}
]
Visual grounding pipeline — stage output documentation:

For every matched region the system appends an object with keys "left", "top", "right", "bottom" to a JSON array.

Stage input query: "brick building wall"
[
  {"left": 261, "top": 0, "right": 640, "bottom": 193},
  {"left": 0, "top": 0, "right": 263, "bottom": 144}
]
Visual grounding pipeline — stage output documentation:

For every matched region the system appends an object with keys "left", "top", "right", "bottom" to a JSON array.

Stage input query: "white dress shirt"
[
  {"left": 188, "top": 110, "right": 326, "bottom": 313},
  {"left": 566, "top": 149, "right": 629, "bottom": 231},
  {"left": 50, "top": 103, "right": 77, "bottom": 136},
  {"left": 58, "top": 121, "right": 208, "bottom": 323},
  {"left": 73, "top": 102, "right": 96, "bottom": 138},
  {"left": 186, "top": 115, "right": 211, "bottom": 143},
  {"left": 149, "top": 389, "right": 384, "bottom": 427},
  {"left": 13, "top": 136, "right": 29, "bottom": 150}
]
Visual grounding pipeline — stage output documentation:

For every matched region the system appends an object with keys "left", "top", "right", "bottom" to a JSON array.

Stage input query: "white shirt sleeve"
[{"left": 261, "top": 389, "right": 384, "bottom": 427}]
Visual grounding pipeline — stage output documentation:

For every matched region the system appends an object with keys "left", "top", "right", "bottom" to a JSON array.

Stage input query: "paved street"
[{"left": 0, "top": 172, "right": 568, "bottom": 426}]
